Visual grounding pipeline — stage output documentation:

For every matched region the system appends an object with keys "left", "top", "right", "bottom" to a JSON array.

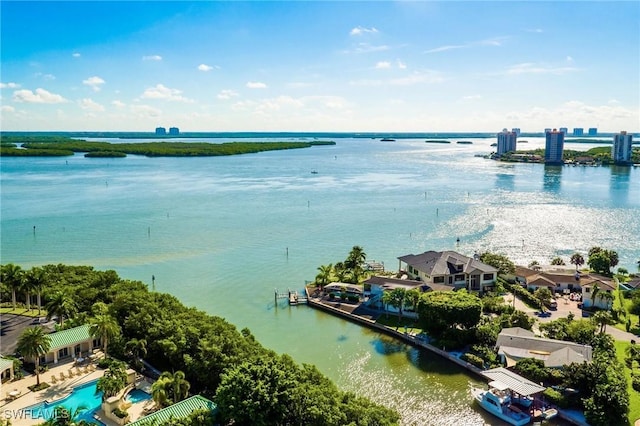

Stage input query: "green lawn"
[
  {"left": 613, "top": 289, "right": 640, "bottom": 335},
  {"left": 375, "top": 315, "right": 423, "bottom": 335},
  {"left": 614, "top": 340, "right": 640, "bottom": 425},
  {"left": 0, "top": 307, "right": 45, "bottom": 317}
]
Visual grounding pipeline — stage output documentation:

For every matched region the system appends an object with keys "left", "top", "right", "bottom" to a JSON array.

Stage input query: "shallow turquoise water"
[
  {"left": 3, "top": 137, "right": 637, "bottom": 424},
  {"left": 125, "top": 389, "right": 151, "bottom": 404},
  {"left": 26, "top": 380, "right": 103, "bottom": 424}
]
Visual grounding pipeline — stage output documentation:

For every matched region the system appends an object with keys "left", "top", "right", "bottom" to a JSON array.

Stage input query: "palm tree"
[
  {"left": 570, "top": 253, "right": 585, "bottom": 271},
  {"left": 96, "top": 361, "right": 127, "bottom": 400},
  {"left": 333, "top": 262, "right": 347, "bottom": 282},
  {"left": 164, "top": 370, "right": 190, "bottom": 404},
  {"left": 89, "top": 314, "right": 120, "bottom": 358},
  {"left": 1, "top": 263, "right": 24, "bottom": 310},
  {"left": 21, "top": 272, "right": 36, "bottom": 311},
  {"left": 590, "top": 284, "right": 600, "bottom": 308},
  {"left": 388, "top": 288, "right": 406, "bottom": 321},
  {"left": 152, "top": 371, "right": 190, "bottom": 408},
  {"left": 550, "top": 257, "right": 565, "bottom": 266},
  {"left": 125, "top": 338, "right": 147, "bottom": 370},
  {"left": 16, "top": 326, "right": 51, "bottom": 386},
  {"left": 346, "top": 246, "right": 367, "bottom": 269},
  {"left": 381, "top": 291, "right": 393, "bottom": 318},
  {"left": 315, "top": 264, "right": 332, "bottom": 290},
  {"left": 591, "top": 311, "right": 614, "bottom": 334},
  {"left": 406, "top": 288, "right": 421, "bottom": 313},
  {"left": 25, "top": 267, "right": 47, "bottom": 315},
  {"left": 151, "top": 375, "right": 172, "bottom": 408},
  {"left": 45, "top": 290, "right": 77, "bottom": 327}
]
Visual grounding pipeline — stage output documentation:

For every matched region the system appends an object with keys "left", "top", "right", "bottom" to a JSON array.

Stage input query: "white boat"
[{"left": 471, "top": 380, "right": 531, "bottom": 426}]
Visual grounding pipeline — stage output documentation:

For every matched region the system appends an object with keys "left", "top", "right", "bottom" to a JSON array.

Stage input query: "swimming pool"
[
  {"left": 125, "top": 389, "right": 151, "bottom": 404},
  {"left": 26, "top": 380, "right": 104, "bottom": 424}
]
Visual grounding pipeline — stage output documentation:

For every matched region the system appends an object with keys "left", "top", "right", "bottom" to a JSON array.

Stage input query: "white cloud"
[
  {"left": 350, "top": 26, "right": 379, "bottom": 36},
  {"left": 566, "top": 56, "right": 574, "bottom": 62},
  {"left": 72, "top": 52, "right": 81, "bottom": 57},
  {"left": 217, "top": 89, "right": 239, "bottom": 100},
  {"left": 505, "top": 63, "right": 580, "bottom": 75},
  {"left": 397, "top": 60, "right": 407, "bottom": 69},
  {"left": 246, "top": 81, "right": 267, "bottom": 89},
  {"left": 141, "top": 84, "right": 193, "bottom": 102},
  {"left": 35, "top": 73, "right": 56, "bottom": 81},
  {"left": 375, "top": 61, "right": 391, "bottom": 69},
  {"left": 142, "top": 55, "right": 162, "bottom": 61},
  {"left": 525, "top": 28, "right": 544, "bottom": 33},
  {"left": 130, "top": 104, "right": 161, "bottom": 117},
  {"left": 502, "top": 101, "right": 638, "bottom": 130},
  {"left": 82, "top": 76, "right": 105, "bottom": 92},
  {"left": 424, "top": 44, "right": 465, "bottom": 54},
  {"left": 462, "top": 95, "right": 482, "bottom": 100},
  {"left": 13, "top": 88, "right": 68, "bottom": 103},
  {"left": 78, "top": 98, "right": 105, "bottom": 112},
  {"left": 425, "top": 36, "right": 508, "bottom": 54},
  {"left": 198, "top": 64, "right": 214, "bottom": 71},
  {"left": 390, "top": 70, "right": 445, "bottom": 85},
  {"left": 351, "top": 43, "right": 390, "bottom": 53},
  {"left": 1, "top": 105, "right": 16, "bottom": 113},
  {"left": 112, "top": 100, "right": 126, "bottom": 108},
  {"left": 0, "top": 82, "right": 20, "bottom": 89}
]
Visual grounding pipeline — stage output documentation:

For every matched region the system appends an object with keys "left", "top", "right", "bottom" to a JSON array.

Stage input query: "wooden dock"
[{"left": 275, "top": 289, "right": 307, "bottom": 306}]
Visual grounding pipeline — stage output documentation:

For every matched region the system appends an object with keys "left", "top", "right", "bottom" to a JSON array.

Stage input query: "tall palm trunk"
[{"left": 37, "top": 292, "right": 42, "bottom": 315}]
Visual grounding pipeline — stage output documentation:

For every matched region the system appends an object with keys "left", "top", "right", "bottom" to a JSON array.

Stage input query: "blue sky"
[{"left": 1, "top": 1, "right": 638, "bottom": 132}]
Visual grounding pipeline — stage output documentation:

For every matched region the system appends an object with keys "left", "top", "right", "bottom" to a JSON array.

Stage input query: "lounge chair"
[
  {"left": 83, "top": 366, "right": 89, "bottom": 374},
  {"left": 51, "top": 375, "right": 57, "bottom": 384},
  {"left": 76, "top": 367, "right": 82, "bottom": 376},
  {"left": 60, "top": 372, "right": 66, "bottom": 380}
]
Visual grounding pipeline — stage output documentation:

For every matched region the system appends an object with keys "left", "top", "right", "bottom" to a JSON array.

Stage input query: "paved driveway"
[
  {"left": 0, "top": 313, "right": 39, "bottom": 356},
  {"left": 504, "top": 293, "right": 638, "bottom": 341}
]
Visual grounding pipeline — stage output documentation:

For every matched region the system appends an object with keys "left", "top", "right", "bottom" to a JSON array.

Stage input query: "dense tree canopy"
[
  {"left": 216, "top": 354, "right": 399, "bottom": 426},
  {"left": 587, "top": 247, "right": 619, "bottom": 276},
  {"left": 416, "top": 290, "right": 482, "bottom": 337},
  {"left": 1, "top": 263, "right": 398, "bottom": 424},
  {"left": 478, "top": 252, "right": 515, "bottom": 276}
]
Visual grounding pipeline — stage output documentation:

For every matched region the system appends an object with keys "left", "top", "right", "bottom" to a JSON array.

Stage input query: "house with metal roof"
[
  {"left": 127, "top": 395, "right": 217, "bottom": 426},
  {"left": 24, "top": 324, "right": 101, "bottom": 365},
  {"left": 495, "top": 327, "right": 592, "bottom": 368},
  {"left": 481, "top": 367, "right": 545, "bottom": 397},
  {"left": 397, "top": 251, "right": 497, "bottom": 292}
]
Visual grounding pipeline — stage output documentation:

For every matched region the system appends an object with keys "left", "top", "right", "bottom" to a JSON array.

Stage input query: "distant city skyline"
[{"left": 1, "top": 1, "right": 638, "bottom": 132}]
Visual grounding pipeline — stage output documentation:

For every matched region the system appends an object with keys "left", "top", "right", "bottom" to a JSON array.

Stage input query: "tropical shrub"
[{"left": 460, "top": 353, "right": 484, "bottom": 369}]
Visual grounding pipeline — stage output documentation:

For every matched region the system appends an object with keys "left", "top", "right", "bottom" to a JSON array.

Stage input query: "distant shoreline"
[{"left": 2, "top": 131, "right": 637, "bottom": 140}]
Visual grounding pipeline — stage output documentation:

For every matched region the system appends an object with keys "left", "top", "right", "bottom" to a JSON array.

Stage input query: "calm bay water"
[{"left": 2, "top": 136, "right": 638, "bottom": 425}]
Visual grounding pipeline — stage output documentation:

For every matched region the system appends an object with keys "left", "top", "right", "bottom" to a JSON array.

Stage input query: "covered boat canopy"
[
  {"left": 482, "top": 367, "right": 545, "bottom": 396},
  {"left": 488, "top": 381, "right": 510, "bottom": 392}
]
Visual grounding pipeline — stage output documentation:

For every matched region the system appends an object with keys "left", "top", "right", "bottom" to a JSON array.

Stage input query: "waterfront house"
[
  {"left": 515, "top": 266, "right": 615, "bottom": 310},
  {"left": 620, "top": 277, "right": 640, "bottom": 291},
  {"left": 364, "top": 275, "right": 453, "bottom": 317},
  {"left": 23, "top": 324, "right": 101, "bottom": 365},
  {"left": 495, "top": 327, "right": 592, "bottom": 368},
  {"left": 397, "top": 251, "right": 497, "bottom": 292},
  {"left": 581, "top": 279, "right": 616, "bottom": 310}
]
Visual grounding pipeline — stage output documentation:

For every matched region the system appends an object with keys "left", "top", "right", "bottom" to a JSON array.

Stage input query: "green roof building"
[
  {"left": 26, "top": 324, "right": 101, "bottom": 365},
  {"left": 128, "top": 395, "right": 217, "bottom": 426}
]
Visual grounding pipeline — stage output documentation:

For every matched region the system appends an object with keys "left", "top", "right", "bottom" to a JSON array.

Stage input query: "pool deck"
[{"left": 1, "top": 360, "right": 109, "bottom": 425}]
